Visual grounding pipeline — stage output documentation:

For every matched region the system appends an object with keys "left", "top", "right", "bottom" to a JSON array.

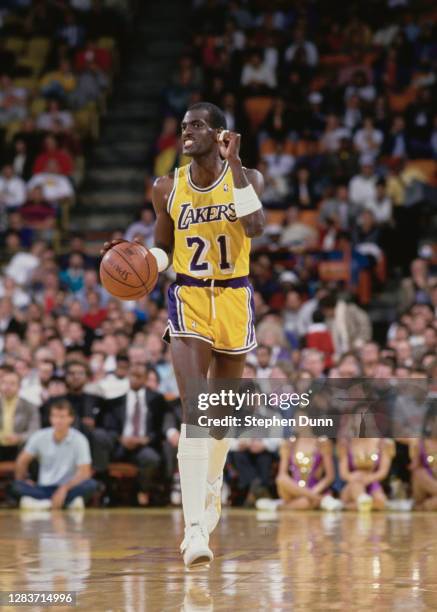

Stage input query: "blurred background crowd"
[{"left": 0, "top": 0, "right": 436, "bottom": 510}]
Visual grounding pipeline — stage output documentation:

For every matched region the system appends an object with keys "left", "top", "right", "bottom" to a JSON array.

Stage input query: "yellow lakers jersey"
[{"left": 168, "top": 161, "right": 251, "bottom": 280}]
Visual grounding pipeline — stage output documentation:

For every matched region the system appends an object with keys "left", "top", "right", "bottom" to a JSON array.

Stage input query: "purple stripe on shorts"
[
  {"left": 167, "top": 283, "right": 181, "bottom": 332},
  {"left": 249, "top": 285, "right": 255, "bottom": 344}
]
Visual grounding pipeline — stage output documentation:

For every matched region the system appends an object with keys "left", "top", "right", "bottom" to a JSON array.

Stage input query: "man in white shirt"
[
  {"left": 353, "top": 117, "right": 384, "bottom": 158},
  {"left": 105, "top": 363, "right": 168, "bottom": 506},
  {"left": 4, "top": 241, "right": 45, "bottom": 286},
  {"left": 363, "top": 179, "right": 393, "bottom": 224},
  {"left": 94, "top": 354, "right": 130, "bottom": 399},
  {"left": 27, "top": 170, "right": 74, "bottom": 203},
  {"left": 0, "top": 275, "right": 31, "bottom": 309},
  {"left": 36, "top": 99, "right": 74, "bottom": 132},
  {"left": 241, "top": 52, "right": 277, "bottom": 90},
  {"left": 12, "top": 399, "right": 97, "bottom": 510},
  {"left": 349, "top": 157, "right": 377, "bottom": 207},
  {"left": 321, "top": 115, "right": 351, "bottom": 153},
  {"left": 262, "top": 141, "right": 295, "bottom": 179},
  {"left": 280, "top": 205, "right": 318, "bottom": 251},
  {"left": 124, "top": 206, "right": 156, "bottom": 248},
  {"left": 0, "top": 164, "right": 26, "bottom": 210}
]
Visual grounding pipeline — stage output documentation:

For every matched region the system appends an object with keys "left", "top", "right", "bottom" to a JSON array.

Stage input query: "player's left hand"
[{"left": 218, "top": 130, "right": 241, "bottom": 162}]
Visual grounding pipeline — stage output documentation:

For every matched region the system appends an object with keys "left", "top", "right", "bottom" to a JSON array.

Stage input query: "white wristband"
[
  {"left": 233, "top": 183, "right": 262, "bottom": 218},
  {"left": 149, "top": 247, "right": 169, "bottom": 272}
]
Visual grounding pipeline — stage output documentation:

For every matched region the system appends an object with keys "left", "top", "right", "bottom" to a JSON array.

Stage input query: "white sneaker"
[
  {"left": 205, "top": 475, "right": 222, "bottom": 534},
  {"left": 67, "top": 497, "right": 85, "bottom": 510},
  {"left": 357, "top": 493, "right": 373, "bottom": 512},
  {"left": 320, "top": 495, "right": 344, "bottom": 512},
  {"left": 386, "top": 499, "right": 414, "bottom": 512},
  {"left": 180, "top": 523, "right": 213, "bottom": 568},
  {"left": 20, "top": 496, "right": 52, "bottom": 511},
  {"left": 255, "top": 498, "right": 283, "bottom": 511}
]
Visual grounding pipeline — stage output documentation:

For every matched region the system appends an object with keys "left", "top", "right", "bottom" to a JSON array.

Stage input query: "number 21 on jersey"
[{"left": 186, "top": 235, "right": 234, "bottom": 275}]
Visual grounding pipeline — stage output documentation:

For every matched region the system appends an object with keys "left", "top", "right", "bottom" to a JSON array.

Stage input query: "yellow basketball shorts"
[{"left": 163, "top": 274, "right": 256, "bottom": 354}]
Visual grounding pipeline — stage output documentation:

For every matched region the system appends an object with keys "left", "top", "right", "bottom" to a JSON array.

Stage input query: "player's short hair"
[{"left": 187, "top": 102, "right": 227, "bottom": 130}]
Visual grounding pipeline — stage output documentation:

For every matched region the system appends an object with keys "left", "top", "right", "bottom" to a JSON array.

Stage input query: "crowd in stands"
[
  {"left": 0, "top": 0, "right": 436, "bottom": 511},
  {"left": 0, "top": 0, "right": 128, "bottom": 246},
  {"left": 150, "top": 0, "right": 437, "bottom": 303}
]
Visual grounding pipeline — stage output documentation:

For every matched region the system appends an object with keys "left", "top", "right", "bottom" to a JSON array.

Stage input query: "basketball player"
[{"left": 103, "top": 102, "right": 264, "bottom": 567}]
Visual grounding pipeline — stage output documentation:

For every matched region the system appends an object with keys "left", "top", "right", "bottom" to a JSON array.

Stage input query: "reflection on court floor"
[{"left": 0, "top": 508, "right": 436, "bottom": 611}]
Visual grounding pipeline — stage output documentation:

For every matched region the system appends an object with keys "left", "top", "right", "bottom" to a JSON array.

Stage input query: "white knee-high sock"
[
  {"left": 177, "top": 424, "right": 208, "bottom": 527},
  {"left": 207, "top": 437, "right": 230, "bottom": 484}
]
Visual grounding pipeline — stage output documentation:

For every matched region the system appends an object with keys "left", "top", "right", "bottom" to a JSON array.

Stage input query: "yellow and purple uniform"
[{"left": 163, "top": 161, "right": 257, "bottom": 354}]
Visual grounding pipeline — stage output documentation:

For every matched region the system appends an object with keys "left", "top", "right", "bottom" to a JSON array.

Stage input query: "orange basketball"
[{"left": 100, "top": 241, "right": 158, "bottom": 300}]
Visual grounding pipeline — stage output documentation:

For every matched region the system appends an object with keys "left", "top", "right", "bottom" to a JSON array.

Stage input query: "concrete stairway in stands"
[{"left": 70, "top": 0, "right": 188, "bottom": 251}]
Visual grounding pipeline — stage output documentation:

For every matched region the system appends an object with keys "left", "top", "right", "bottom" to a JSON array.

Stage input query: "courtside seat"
[
  {"left": 108, "top": 463, "right": 139, "bottom": 506},
  {"left": 244, "top": 97, "right": 274, "bottom": 130},
  {"left": 108, "top": 463, "right": 139, "bottom": 479}
]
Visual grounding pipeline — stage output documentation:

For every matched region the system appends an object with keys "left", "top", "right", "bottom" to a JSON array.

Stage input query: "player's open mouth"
[{"left": 184, "top": 139, "right": 194, "bottom": 147}]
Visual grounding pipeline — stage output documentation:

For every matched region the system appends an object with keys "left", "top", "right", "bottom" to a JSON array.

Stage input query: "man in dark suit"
[
  {"left": 0, "top": 367, "right": 40, "bottom": 461},
  {"left": 63, "top": 359, "right": 112, "bottom": 475},
  {"left": 104, "top": 362, "right": 168, "bottom": 506}
]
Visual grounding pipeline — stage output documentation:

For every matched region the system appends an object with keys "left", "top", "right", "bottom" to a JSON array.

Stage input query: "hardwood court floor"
[{"left": 0, "top": 508, "right": 436, "bottom": 611}]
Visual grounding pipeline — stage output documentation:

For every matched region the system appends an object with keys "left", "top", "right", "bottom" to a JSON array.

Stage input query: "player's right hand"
[{"left": 218, "top": 130, "right": 241, "bottom": 162}]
